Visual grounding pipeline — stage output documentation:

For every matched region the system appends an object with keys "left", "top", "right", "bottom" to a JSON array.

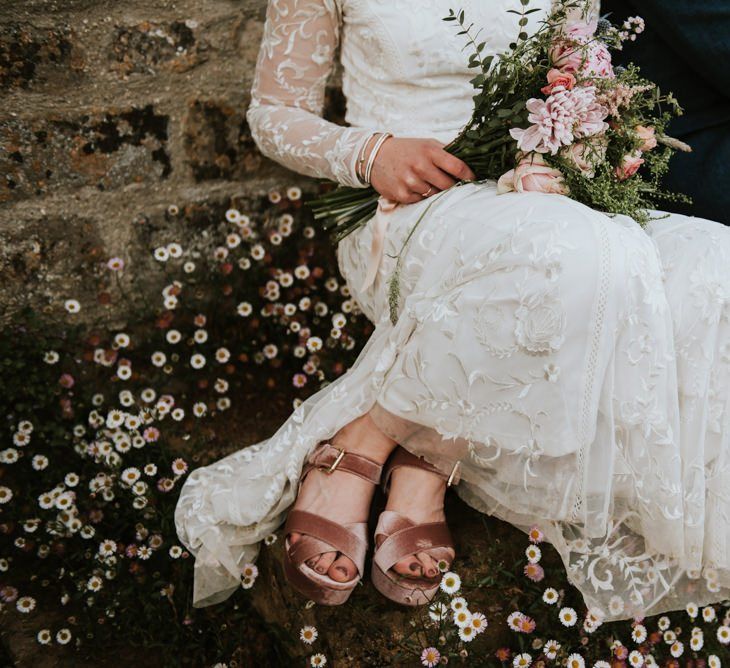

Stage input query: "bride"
[{"left": 175, "top": 0, "right": 730, "bottom": 620}]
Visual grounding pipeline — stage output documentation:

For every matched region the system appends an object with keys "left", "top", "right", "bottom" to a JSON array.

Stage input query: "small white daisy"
[
  {"left": 16, "top": 596, "right": 36, "bottom": 613},
  {"left": 450, "top": 596, "right": 468, "bottom": 611},
  {"left": 559, "top": 607, "right": 577, "bottom": 627},
  {"left": 631, "top": 624, "right": 647, "bottom": 643},
  {"left": 453, "top": 609, "right": 473, "bottom": 628},
  {"left": 525, "top": 545, "right": 541, "bottom": 564},
  {"left": 0, "top": 486, "right": 14, "bottom": 504},
  {"left": 300, "top": 625, "right": 318, "bottom": 644},
  {"left": 31, "top": 455, "right": 48, "bottom": 471},
  {"left": 470, "top": 612, "right": 487, "bottom": 634},
  {"left": 513, "top": 653, "right": 532, "bottom": 668},
  {"left": 428, "top": 601, "right": 449, "bottom": 621},
  {"left": 439, "top": 571, "right": 461, "bottom": 594},
  {"left": 628, "top": 650, "right": 644, "bottom": 667},
  {"left": 56, "top": 628, "right": 72, "bottom": 644},
  {"left": 544, "top": 639, "right": 560, "bottom": 660},
  {"left": 64, "top": 299, "right": 81, "bottom": 313},
  {"left": 190, "top": 353, "right": 206, "bottom": 369}
]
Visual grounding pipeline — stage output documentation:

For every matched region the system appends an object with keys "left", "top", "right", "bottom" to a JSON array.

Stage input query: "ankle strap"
[
  {"left": 382, "top": 446, "right": 461, "bottom": 495},
  {"left": 302, "top": 441, "right": 384, "bottom": 486}
]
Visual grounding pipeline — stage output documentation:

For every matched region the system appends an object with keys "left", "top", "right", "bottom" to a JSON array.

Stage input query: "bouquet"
[
  {"left": 307, "top": 0, "right": 692, "bottom": 325},
  {"left": 310, "top": 0, "right": 691, "bottom": 231}
]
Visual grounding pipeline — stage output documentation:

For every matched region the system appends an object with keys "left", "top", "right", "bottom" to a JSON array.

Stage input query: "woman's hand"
[{"left": 365, "top": 135, "right": 477, "bottom": 204}]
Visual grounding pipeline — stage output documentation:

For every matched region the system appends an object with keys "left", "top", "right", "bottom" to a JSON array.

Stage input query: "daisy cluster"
[
  {"left": 492, "top": 526, "right": 730, "bottom": 666},
  {"left": 0, "top": 184, "right": 374, "bottom": 662},
  {"left": 299, "top": 623, "right": 327, "bottom": 666},
  {"left": 408, "top": 569, "right": 489, "bottom": 665},
  {"left": 148, "top": 187, "right": 372, "bottom": 408}
]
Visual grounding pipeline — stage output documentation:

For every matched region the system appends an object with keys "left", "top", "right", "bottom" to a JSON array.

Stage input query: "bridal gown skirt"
[{"left": 174, "top": 180, "right": 730, "bottom": 621}]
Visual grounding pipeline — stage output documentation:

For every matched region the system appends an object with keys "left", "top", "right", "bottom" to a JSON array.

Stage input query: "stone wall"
[{"left": 0, "top": 0, "right": 345, "bottom": 324}]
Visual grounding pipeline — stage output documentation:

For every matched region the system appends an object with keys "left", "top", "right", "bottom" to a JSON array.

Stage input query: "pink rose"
[
  {"left": 560, "top": 138, "right": 608, "bottom": 177},
  {"left": 615, "top": 152, "right": 644, "bottom": 180},
  {"left": 550, "top": 20, "right": 596, "bottom": 74},
  {"left": 564, "top": 18, "right": 599, "bottom": 41},
  {"left": 550, "top": 39, "right": 586, "bottom": 75},
  {"left": 541, "top": 68, "right": 576, "bottom": 95},
  {"left": 583, "top": 42, "right": 614, "bottom": 79},
  {"left": 497, "top": 153, "right": 569, "bottom": 195},
  {"left": 635, "top": 125, "right": 657, "bottom": 151},
  {"left": 550, "top": 19, "right": 614, "bottom": 80}
]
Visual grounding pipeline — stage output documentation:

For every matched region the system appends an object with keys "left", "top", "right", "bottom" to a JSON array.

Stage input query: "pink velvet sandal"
[
  {"left": 371, "top": 446, "right": 461, "bottom": 606},
  {"left": 282, "top": 440, "right": 385, "bottom": 605}
]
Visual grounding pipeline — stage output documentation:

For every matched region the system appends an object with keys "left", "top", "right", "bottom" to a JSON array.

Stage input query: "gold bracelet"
[
  {"left": 364, "top": 132, "right": 392, "bottom": 184},
  {"left": 356, "top": 131, "right": 379, "bottom": 184}
]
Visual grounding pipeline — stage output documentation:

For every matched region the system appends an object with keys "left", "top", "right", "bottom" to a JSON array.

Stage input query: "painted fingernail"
[{"left": 409, "top": 562, "right": 419, "bottom": 572}]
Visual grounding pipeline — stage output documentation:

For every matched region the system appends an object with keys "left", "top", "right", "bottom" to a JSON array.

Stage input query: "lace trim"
[{"left": 570, "top": 214, "right": 611, "bottom": 523}]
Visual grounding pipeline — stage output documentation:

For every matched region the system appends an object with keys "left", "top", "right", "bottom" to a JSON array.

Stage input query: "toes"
[
  {"left": 392, "top": 555, "right": 422, "bottom": 578},
  {"left": 416, "top": 552, "right": 439, "bottom": 579},
  {"left": 314, "top": 551, "right": 336, "bottom": 574},
  {"left": 288, "top": 533, "right": 322, "bottom": 570},
  {"left": 328, "top": 554, "right": 357, "bottom": 582}
]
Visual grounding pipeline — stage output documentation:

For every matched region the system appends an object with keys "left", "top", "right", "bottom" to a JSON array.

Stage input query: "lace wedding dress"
[{"left": 175, "top": 0, "right": 730, "bottom": 621}]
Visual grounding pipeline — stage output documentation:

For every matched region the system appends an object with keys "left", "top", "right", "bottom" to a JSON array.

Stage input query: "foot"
[
  {"left": 378, "top": 464, "right": 447, "bottom": 580},
  {"left": 288, "top": 415, "right": 397, "bottom": 584}
]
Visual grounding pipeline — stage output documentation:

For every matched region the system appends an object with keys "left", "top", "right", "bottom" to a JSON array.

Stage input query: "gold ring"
[{"left": 421, "top": 186, "right": 434, "bottom": 197}]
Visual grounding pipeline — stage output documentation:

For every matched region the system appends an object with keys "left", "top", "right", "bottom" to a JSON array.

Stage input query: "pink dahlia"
[{"left": 510, "top": 86, "right": 609, "bottom": 155}]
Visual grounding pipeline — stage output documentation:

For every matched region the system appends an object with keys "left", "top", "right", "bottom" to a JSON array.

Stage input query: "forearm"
[{"left": 246, "top": 100, "right": 379, "bottom": 188}]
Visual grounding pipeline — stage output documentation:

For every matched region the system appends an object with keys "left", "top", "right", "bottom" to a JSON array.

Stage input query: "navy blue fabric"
[{"left": 603, "top": 0, "right": 730, "bottom": 224}]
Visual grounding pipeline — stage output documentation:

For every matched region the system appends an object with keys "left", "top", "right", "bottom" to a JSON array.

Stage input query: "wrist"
[
  {"left": 358, "top": 132, "right": 393, "bottom": 185},
  {"left": 356, "top": 132, "right": 379, "bottom": 184}
]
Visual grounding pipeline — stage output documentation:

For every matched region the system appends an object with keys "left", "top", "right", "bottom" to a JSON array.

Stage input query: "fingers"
[
  {"left": 414, "top": 160, "right": 458, "bottom": 192},
  {"left": 401, "top": 170, "right": 433, "bottom": 199},
  {"left": 430, "top": 148, "right": 476, "bottom": 181}
]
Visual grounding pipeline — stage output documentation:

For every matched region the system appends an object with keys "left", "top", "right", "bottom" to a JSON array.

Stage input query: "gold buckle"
[
  {"left": 321, "top": 447, "right": 345, "bottom": 474},
  {"left": 446, "top": 460, "right": 461, "bottom": 487}
]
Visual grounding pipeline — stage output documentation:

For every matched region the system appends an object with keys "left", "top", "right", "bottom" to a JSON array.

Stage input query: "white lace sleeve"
[{"left": 245, "top": 0, "right": 377, "bottom": 188}]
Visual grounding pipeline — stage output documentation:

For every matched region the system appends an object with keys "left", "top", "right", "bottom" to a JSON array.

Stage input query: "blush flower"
[
  {"left": 510, "top": 86, "right": 608, "bottom": 155},
  {"left": 635, "top": 125, "right": 657, "bottom": 151},
  {"left": 615, "top": 152, "right": 644, "bottom": 180},
  {"left": 560, "top": 137, "right": 608, "bottom": 177},
  {"left": 541, "top": 68, "right": 576, "bottom": 95},
  {"left": 497, "top": 153, "right": 568, "bottom": 196},
  {"left": 583, "top": 41, "right": 614, "bottom": 79}
]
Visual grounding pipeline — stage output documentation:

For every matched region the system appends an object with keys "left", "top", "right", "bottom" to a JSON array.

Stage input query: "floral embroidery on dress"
[{"left": 175, "top": 0, "right": 730, "bottom": 624}]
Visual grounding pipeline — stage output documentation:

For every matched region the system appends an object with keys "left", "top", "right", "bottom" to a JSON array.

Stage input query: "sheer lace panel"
[{"left": 245, "top": 0, "right": 378, "bottom": 188}]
